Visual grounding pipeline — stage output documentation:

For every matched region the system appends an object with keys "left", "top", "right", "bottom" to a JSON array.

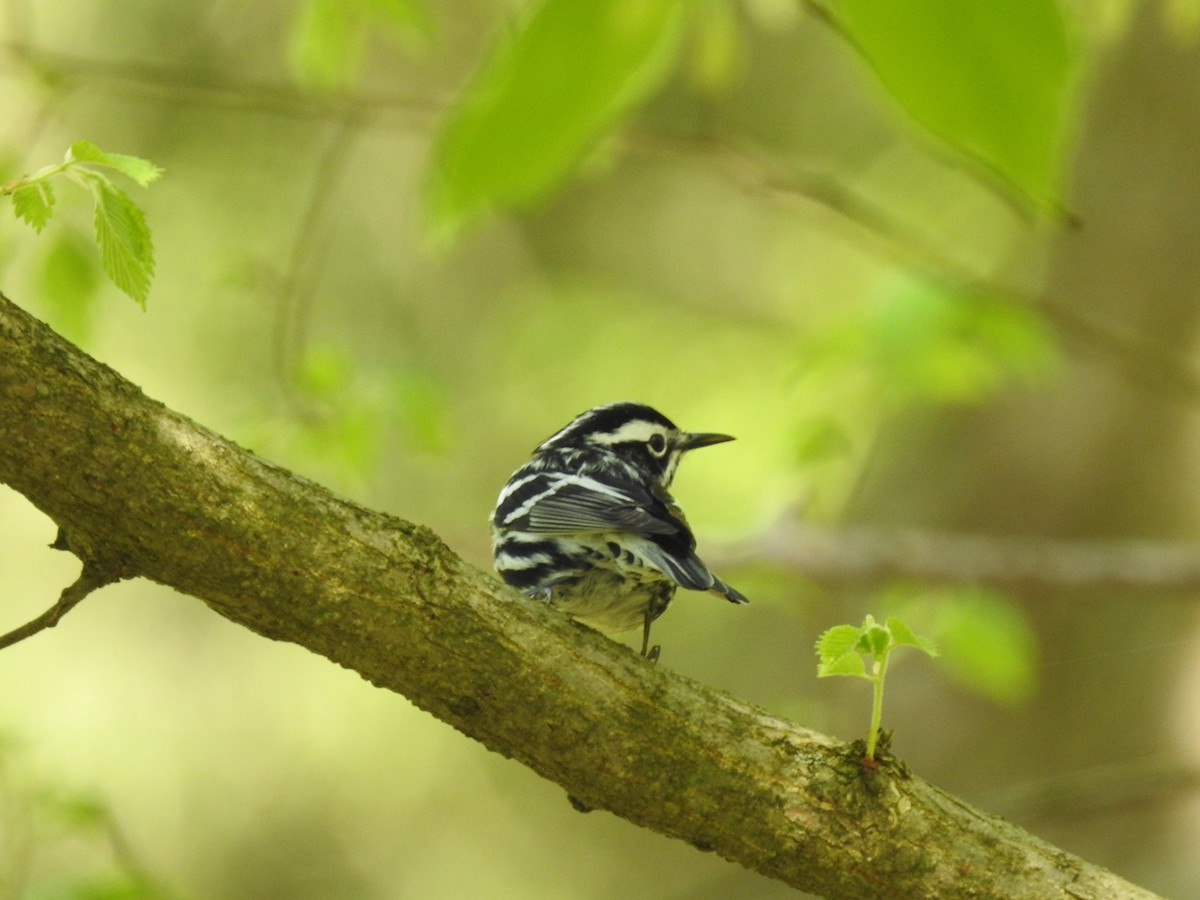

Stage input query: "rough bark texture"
[{"left": 0, "top": 292, "right": 1159, "bottom": 899}]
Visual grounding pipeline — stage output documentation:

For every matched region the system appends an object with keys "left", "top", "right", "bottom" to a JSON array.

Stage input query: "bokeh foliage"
[{"left": 3, "top": 0, "right": 1199, "bottom": 898}]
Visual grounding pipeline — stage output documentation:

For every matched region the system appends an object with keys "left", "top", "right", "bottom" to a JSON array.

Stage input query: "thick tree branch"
[{"left": 0, "top": 292, "right": 1159, "bottom": 899}]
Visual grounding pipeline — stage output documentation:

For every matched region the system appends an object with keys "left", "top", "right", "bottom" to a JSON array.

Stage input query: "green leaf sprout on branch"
[
  {"left": 2, "top": 140, "right": 163, "bottom": 307},
  {"left": 816, "top": 615, "right": 939, "bottom": 763}
]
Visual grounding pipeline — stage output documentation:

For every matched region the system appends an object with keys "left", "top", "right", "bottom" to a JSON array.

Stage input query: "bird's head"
[{"left": 536, "top": 402, "right": 734, "bottom": 487}]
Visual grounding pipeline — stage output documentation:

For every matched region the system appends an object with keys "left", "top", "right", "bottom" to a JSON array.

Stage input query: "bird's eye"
[{"left": 647, "top": 433, "right": 668, "bottom": 456}]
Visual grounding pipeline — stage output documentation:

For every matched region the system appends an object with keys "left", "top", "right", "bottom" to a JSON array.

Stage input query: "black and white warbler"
[{"left": 491, "top": 402, "right": 748, "bottom": 659}]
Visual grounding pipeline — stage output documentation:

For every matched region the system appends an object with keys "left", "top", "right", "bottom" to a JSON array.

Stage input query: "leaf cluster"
[
  {"left": 817, "top": 614, "right": 938, "bottom": 678},
  {"left": 4, "top": 140, "right": 162, "bottom": 307},
  {"left": 816, "top": 614, "right": 938, "bottom": 760}
]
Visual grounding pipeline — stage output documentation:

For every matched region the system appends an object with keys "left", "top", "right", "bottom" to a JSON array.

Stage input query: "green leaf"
[
  {"left": 426, "top": 0, "right": 689, "bottom": 235},
  {"left": 860, "top": 620, "right": 891, "bottom": 658},
  {"left": 885, "top": 615, "right": 939, "bottom": 657},
  {"left": 11, "top": 180, "right": 55, "bottom": 231},
  {"left": 68, "top": 140, "right": 163, "bottom": 187},
  {"left": 828, "top": 0, "right": 1077, "bottom": 210},
  {"left": 817, "top": 651, "right": 867, "bottom": 678},
  {"left": 815, "top": 623, "right": 862, "bottom": 664},
  {"left": 73, "top": 170, "right": 156, "bottom": 307}
]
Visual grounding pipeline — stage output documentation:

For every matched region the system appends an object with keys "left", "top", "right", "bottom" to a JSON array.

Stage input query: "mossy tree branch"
[{"left": 0, "top": 292, "right": 1159, "bottom": 899}]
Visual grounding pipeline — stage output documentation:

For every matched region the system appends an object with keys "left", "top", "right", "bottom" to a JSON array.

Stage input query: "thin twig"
[{"left": 0, "top": 565, "right": 117, "bottom": 651}]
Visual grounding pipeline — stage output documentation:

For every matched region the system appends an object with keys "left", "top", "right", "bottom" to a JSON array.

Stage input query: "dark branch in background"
[
  {"left": 0, "top": 38, "right": 444, "bottom": 127},
  {"left": 716, "top": 516, "right": 1200, "bottom": 597},
  {"left": 0, "top": 292, "right": 1163, "bottom": 899}
]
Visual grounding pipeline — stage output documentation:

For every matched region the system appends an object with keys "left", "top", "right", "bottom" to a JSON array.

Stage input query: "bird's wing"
[{"left": 495, "top": 471, "right": 680, "bottom": 537}]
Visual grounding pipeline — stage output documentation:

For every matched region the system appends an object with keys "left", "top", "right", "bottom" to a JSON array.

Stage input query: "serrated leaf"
[
  {"left": 66, "top": 139, "right": 106, "bottom": 164},
  {"left": 817, "top": 650, "right": 868, "bottom": 679},
  {"left": 68, "top": 140, "right": 163, "bottom": 187},
  {"left": 886, "top": 615, "right": 940, "bottom": 657},
  {"left": 426, "top": 0, "right": 689, "bottom": 235},
  {"left": 828, "top": 0, "right": 1077, "bottom": 210},
  {"left": 74, "top": 171, "right": 155, "bottom": 307},
  {"left": 815, "top": 624, "right": 863, "bottom": 663},
  {"left": 11, "top": 180, "right": 55, "bottom": 232},
  {"left": 101, "top": 152, "right": 163, "bottom": 187}
]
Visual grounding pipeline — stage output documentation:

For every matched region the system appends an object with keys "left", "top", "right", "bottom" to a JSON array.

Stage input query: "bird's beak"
[{"left": 680, "top": 432, "right": 735, "bottom": 451}]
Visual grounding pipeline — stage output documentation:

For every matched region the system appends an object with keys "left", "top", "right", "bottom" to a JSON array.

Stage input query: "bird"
[{"left": 490, "top": 402, "right": 748, "bottom": 659}]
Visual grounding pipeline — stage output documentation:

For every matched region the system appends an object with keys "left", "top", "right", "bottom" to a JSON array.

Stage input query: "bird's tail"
[
  {"left": 645, "top": 543, "right": 749, "bottom": 605},
  {"left": 709, "top": 575, "right": 749, "bottom": 605}
]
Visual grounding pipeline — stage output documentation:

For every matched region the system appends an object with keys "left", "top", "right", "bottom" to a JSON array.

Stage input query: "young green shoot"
[
  {"left": 3, "top": 140, "right": 162, "bottom": 306},
  {"left": 816, "top": 615, "right": 939, "bottom": 763}
]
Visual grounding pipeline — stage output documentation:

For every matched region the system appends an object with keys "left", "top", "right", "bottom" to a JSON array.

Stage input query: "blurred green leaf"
[
  {"left": 934, "top": 588, "right": 1037, "bottom": 704},
  {"left": 686, "top": 0, "right": 742, "bottom": 93},
  {"left": 291, "top": 0, "right": 361, "bottom": 88},
  {"left": 297, "top": 345, "right": 355, "bottom": 398},
  {"left": 38, "top": 228, "right": 101, "bottom": 343},
  {"left": 867, "top": 286, "right": 1060, "bottom": 405},
  {"left": 72, "top": 171, "right": 155, "bottom": 308},
  {"left": 392, "top": 371, "right": 454, "bottom": 453},
  {"left": 38, "top": 787, "right": 110, "bottom": 831},
  {"left": 289, "top": 0, "right": 429, "bottom": 90},
  {"left": 11, "top": 180, "right": 55, "bottom": 232},
  {"left": 426, "top": 0, "right": 690, "bottom": 235},
  {"left": 792, "top": 415, "right": 853, "bottom": 465},
  {"left": 827, "top": 0, "right": 1077, "bottom": 210},
  {"left": 30, "top": 873, "right": 170, "bottom": 900}
]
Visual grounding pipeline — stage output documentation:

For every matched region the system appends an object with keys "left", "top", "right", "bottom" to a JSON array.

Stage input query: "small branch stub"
[{"left": 0, "top": 530, "right": 124, "bottom": 650}]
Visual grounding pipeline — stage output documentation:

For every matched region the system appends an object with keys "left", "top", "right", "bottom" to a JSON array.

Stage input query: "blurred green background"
[{"left": 2, "top": 0, "right": 1200, "bottom": 897}]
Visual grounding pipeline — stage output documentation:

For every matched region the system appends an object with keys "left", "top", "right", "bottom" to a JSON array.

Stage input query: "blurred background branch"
[{"left": 721, "top": 516, "right": 1200, "bottom": 596}]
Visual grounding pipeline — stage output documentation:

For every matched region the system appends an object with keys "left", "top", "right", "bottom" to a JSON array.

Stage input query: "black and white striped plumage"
[{"left": 491, "top": 402, "right": 747, "bottom": 658}]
